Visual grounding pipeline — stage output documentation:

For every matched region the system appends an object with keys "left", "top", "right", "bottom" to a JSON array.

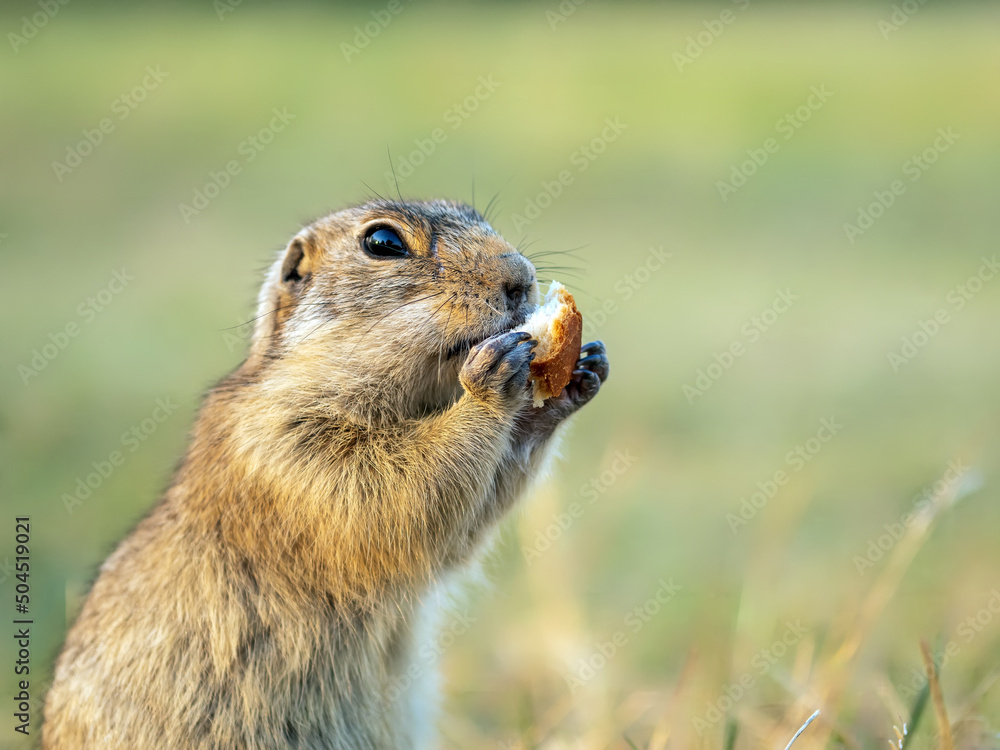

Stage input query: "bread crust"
[{"left": 528, "top": 288, "right": 583, "bottom": 401}]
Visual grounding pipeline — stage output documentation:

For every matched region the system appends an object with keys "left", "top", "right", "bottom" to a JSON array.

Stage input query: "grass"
[
  {"left": 440, "top": 461, "right": 989, "bottom": 749},
  {"left": 1, "top": 2, "right": 999, "bottom": 748}
]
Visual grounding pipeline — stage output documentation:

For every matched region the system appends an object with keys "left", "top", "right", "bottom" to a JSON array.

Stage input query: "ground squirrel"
[{"left": 42, "top": 199, "right": 609, "bottom": 749}]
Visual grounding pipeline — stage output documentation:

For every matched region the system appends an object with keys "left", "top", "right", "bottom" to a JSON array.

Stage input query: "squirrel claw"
[
  {"left": 460, "top": 331, "right": 534, "bottom": 410},
  {"left": 516, "top": 342, "right": 608, "bottom": 436}
]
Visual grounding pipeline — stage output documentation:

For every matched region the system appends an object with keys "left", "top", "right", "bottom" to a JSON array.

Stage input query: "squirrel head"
[{"left": 248, "top": 199, "right": 538, "bottom": 422}]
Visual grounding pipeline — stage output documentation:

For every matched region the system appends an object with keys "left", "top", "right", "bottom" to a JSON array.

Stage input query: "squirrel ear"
[
  {"left": 280, "top": 234, "right": 317, "bottom": 286},
  {"left": 248, "top": 233, "right": 319, "bottom": 362}
]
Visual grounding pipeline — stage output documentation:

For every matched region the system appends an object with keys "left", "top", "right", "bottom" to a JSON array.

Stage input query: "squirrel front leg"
[
  {"left": 376, "top": 331, "right": 538, "bottom": 571},
  {"left": 249, "top": 332, "right": 534, "bottom": 603},
  {"left": 326, "top": 337, "right": 607, "bottom": 591},
  {"left": 454, "top": 340, "right": 611, "bottom": 552}
]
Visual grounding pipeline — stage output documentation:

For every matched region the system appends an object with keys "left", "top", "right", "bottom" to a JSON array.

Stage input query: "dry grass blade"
[
  {"left": 953, "top": 667, "right": 999, "bottom": 725},
  {"left": 783, "top": 709, "right": 820, "bottom": 749},
  {"left": 919, "top": 640, "right": 955, "bottom": 750},
  {"left": 779, "top": 467, "right": 967, "bottom": 749},
  {"left": 645, "top": 647, "right": 698, "bottom": 750},
  {"left": 891, "top": 723, "right": 907, "bottom": 749},
  {"left": 873, "top": 674, "right": 908, "bottom": 734}
]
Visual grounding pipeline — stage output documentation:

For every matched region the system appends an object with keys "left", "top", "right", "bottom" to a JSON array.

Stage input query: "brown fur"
[{"left": 42, "top": 199, "right": 608, "bottom": 749}]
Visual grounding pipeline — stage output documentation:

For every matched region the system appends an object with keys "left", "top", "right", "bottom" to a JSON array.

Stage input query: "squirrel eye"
[{"left": 363, "top": 226, "right": 408, "bottom": 259}]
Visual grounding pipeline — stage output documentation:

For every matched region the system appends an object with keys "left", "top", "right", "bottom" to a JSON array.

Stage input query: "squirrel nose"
[{"left": 503, "top": 280, "right": 531, "bottom": 312}]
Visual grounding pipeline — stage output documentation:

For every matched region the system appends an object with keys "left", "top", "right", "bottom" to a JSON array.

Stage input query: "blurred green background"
[{"left": 2, "top": 2, "right": 999, "bottom": 747}]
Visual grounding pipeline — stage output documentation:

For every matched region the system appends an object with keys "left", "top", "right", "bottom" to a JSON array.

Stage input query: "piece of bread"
[{"left": 520, "top": 281, "right": 583, "bottom": 407}]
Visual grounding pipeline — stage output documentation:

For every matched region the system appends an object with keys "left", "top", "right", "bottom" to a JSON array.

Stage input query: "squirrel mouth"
[
  {"left": 444, "top": 308, "right": 535, "bottom": 360},
  {"left": 445, "top": 332, "right": 489, "bottom": 359}
]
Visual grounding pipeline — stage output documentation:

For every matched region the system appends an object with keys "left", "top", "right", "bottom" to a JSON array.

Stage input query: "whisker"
[
  {"left": 346, "top": 291, "right": 446, "bottom": 358},
  {"left": 533, "top": 268, "right": 585, "bottom": 278},
  {"left": 532, "top": 263, "right": 584, "bottom": 271},
  {"left": 215, "top": 301, "right": 346, "bottom": 331},
  {"left": 483, "top": 191, "right": 502, "bottom": 224},
  {"left": 387, "top": 146, "right": 402, "bottom": 201},
  {"left": 478, "top": 297, "right": 502, "bottom": 316},
  {"left": 428, "top": 292, "right": 455, "bottom": 320},
  {"left": 526, "top": 249, "right": 589, "bottom": 263},
  {"left": 436, "top": 293, "right": 458, "bottom": 383},
  {"left": 554, "top": 282, "right": 599, "bottom": 303},
  {"left": 516, "top": 237, "right": 540, "bottom": 254},
  {"left": 360, "top": 180, "right": 389, "bottom": 203}
]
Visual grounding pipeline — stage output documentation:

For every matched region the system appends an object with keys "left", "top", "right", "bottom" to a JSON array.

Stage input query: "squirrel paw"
[
  {"left": 552, "top": 340, "right": 609, "bottom": 413},
  {"left": 460, "top": 331, "right": 535, "bottom": 412},
  {"left": 566, "top": 340, "right": 609, "bottom": 404},
  {"left": 518, "top": 341, "right": 609, "bottom": 434}
]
